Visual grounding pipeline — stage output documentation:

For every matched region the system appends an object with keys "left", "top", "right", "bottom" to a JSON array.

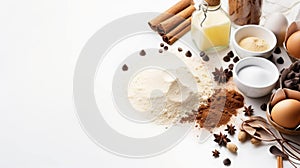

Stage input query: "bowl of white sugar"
[{"left": 233, "top": 57, "right": 279, "bottom": 98}]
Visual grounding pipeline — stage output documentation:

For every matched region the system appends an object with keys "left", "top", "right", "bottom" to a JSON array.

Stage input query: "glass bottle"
[{"left": 191, "top": 0, "right": 231, "bottom": 52}]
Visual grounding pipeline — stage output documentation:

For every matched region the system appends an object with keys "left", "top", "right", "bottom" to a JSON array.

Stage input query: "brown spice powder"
[{"left": 196, "top": 89, "right": 244, "bottom": 130}]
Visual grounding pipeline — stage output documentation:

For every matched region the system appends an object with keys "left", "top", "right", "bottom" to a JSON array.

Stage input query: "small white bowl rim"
[
  {"left": 233, "top": 25, "right": 277, "bottom": 54},
  {"left": 233, "top": 57, "right": 279, "bottom": 89}
]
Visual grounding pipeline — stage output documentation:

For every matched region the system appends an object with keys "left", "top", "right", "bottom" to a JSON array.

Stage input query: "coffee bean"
[
  {"left": 122, "top": 64, "right": 128, "bottom": 71},
  {"left": 200, "top": 51, "right": 206, "bottom": 57},
  {"left": 185, "top": 51, "right": 192, "bottom": 57},
  {"left": 223, "top": 56, "right": 230, "bottom": 62},
  {"left": 202, "top": 55, "right": 209, "bottom": 62},
  {"left": 260, "top": 103, "right": 267, "bottom": 111},
  {"left": 227, "top": 51, "right": 234, "bottom": 58},
  {"left": 139, "top": 50, "right": 146, "bottom": 56},
  {"left": 276, "top": 57, "right": 284, "bottom": 64},
  {"left": 223, "top": 158, "right": 231, "bottom": 166},
  {"left": 233, "top": 56, "right": 240, "bottom": 63},
  {"left": 274, "top": 47, "right": 281, "bottom": 54}
]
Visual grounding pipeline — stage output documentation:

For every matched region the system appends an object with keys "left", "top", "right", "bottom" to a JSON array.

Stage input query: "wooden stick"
[
  {"left": 157, "top": 5, "right": 195, "bottom": 35},
  {"left": 277, "top": 156, "right": 283, "bottom": 168},
  {"left": 162, "top": 17, "right": 191, "bottom": 44},
  {"left": 163, "top": 23, "right": 191, "bottom": 45},
  {"left": 148, "top": 0, "right": 192, "bottom": 31}
]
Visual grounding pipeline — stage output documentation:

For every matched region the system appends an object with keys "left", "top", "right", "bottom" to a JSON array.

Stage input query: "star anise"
[
  {"left": 243, "top": 105, "right": 254, "bottom": 116},
  {"left": 212, "top": 67, "right": 227, "bottom": 84},
  {"left": 212, "top": 149, "right": 220, "bottom": 158},
  {"left": 213, "top": 132, "right": 231, "bottom": 146},
  {"left": 225, "top": 124, "right": 236, "bottom": 135}
]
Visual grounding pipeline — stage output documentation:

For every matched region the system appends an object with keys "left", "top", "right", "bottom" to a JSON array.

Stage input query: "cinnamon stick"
[
  {"left": 148, "top": 0, "right": 193, "bottom": 31},
  {"left": 162, "top": 17, "right": 191, "bottom": 44},
  {"left": 157, "top": 5, "right": 195, "bottom": 35},
  {"left": 163, "top": 23, "right": 191, "bottom": 45}
]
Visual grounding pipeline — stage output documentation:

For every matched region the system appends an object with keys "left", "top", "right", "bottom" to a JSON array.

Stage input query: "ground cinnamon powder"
[{"left": 196, "top": 89, "right": 244, "bottom": 130}]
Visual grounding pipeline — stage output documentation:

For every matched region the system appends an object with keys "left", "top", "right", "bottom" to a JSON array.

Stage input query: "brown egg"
[
  {"left": 271, "top": 99, "right": 300, "bottom": 129},
  {"left": 286, "top": 30, "right": 300, "bottom": 59}
]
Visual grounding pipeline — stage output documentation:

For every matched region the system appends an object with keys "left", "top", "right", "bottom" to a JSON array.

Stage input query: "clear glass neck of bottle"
[{"left": 199, "top": 2, "right": 221, "bottom": 27}]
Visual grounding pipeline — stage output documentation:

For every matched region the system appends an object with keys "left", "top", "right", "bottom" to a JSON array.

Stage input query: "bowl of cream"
[
  {"left": 232, "top": 25, "right": 277, "bottom": 58},
  {"left": 233, "top": 57, "right": 279, "bottom": 98}
]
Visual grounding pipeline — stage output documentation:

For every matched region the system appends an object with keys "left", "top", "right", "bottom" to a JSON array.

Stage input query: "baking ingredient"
[
  {"left": 286, "top": 30, "right": 300, "bottom": 59},
  {"left": 276, "top": 57, "right": 284, "bottom": 64},
  {"left": 282, "top": 61, "right": 300, "bottom": 91},
  {"left": 274, "top": 47, "right": 281, "bottom": 54},
  {"left": 196, "top": 89, "right": 244, "bottom": 129},
  {"left": 250, "top": 137, "right": 261, "bottom": 145},
  {"left": 239, "top": 37, "right": 269, "bottom": 52},
  {"left": 223, "top": 55, "right": 230, "bottom": 62},
  {"left": 238, "top": 130, "right": 248, "bottom": 142},
  {"left": 271, "top": 99, "right": 300, "bottom": 129},
  {"left": 226, "top": 142, "right": 238, "bottom": 153},
  {"left": 213, "top": 132, "right": 231, "bottom": 146},
  {"left": 122, "top": 64, "right": 128, "bottom": 71},
  {"left": 225, "top": 124, "right": 236, "bottom": 135},
  {"left": 212, "top": 149, "right": 220, "bottom": 158},
  {"left": 237, "top": 65, "right": 274, "bottom": 86},
  {"left": 185, "top": 50, "right": 192, "bottom": 57},
  {"left": 202, "top": 55, "right": 209, "bottom": 61},
  {"left": 260, "top": 103, "right": 267, "bottom": 111},
  {"left": 139, "top": 50, "right": 146, "bottom": 56},
  {"left": 233, "top": 56, "right": 239, "bottom": 63},
  {"left": 264, "top": 13, "right": 288, "bottom": 46},
  {"left": 243, "top": 105, "right": 254, "bottom": 116},
  {"left": 227, "top": 51, "right": 234, "bottom": 58},
  {"left": 191, "top": 0, "right": 231, "bottom": 51},
  {"left": 128, "top": 47, "right": 214, "bottom": 124},
  {"left": 229, "top": 0, "right": 262, "bottom": 26},
  {"left": 223, "top": 158, "right": 231, "bottom": 166}
]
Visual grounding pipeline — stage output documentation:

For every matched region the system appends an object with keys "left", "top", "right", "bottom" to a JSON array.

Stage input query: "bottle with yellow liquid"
[{"left": 191, "top": 0, "right": 231, "bottom": 52}]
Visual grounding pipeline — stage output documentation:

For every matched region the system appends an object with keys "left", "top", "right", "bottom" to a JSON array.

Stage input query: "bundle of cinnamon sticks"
[{"left": 148, "top": 0, "right": 195, "bottom": 45}]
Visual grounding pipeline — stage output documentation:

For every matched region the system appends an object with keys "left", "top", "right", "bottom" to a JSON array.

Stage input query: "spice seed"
[
  {"left": 159, "top": 49, "right": 163, "bottom": 53},
  {"left": 276, "top": 57, "right": 284, "bottom": 64},
  {"left": 160, "top": 43, "right": 164, "bottom": 47},
  {"left": 122, "top": 64, "right": 128, "bottom": 71},
  {"left": 139, "top": 50, "right": 146, "bottom": 56},
  {"left": 185, "top": 51, "right": 192, "bottom": 57},
  {"left": 228, "top": 64, "right": 234, "bottom": 70},
  {"left": 223, "top": 158, "right": 231, "bottom": 166},
  {"left": 164, "top": 46, "right": 168, "bottom": 51},
  {"left": 178, "top": 47, "right": 183, "bottom": 52}
]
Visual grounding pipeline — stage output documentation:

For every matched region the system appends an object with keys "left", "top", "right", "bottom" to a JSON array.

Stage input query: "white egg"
[{"left": 264, "top": 13, "right": 288, "bottom": 46}]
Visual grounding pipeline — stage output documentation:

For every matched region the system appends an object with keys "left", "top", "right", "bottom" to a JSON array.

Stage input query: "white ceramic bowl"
[
  {"left": 232, "top": 25, "right": 277, "bottom": 58},
  {"left": 233, "top": 57, "right": 279, "bottom": 98}
]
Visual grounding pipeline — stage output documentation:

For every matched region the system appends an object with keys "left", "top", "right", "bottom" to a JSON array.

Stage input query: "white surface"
[{"left": 0, "top": 0, "right": 299, "bottom": 168}]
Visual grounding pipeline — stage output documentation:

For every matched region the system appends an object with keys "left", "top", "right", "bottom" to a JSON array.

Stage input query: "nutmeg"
[
  {"left": 238, "top": 130, "right": 247, "bottom": 142},
  {"left": 251, "top": 137, "right": 261, "bottom": 145},
  {"left": 226, "top": 142, "right": 238, "bottom": 153}
]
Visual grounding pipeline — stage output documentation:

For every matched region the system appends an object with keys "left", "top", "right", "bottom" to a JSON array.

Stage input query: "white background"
[{"left": 0, "top": 0, "right": 299, "bottom": 168}]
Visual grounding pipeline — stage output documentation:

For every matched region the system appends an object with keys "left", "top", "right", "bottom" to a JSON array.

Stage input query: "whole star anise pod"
[
  {"left": 225, "top": 124, "right": 236, "bottom": 135},
  {"left": 212, "top": 67, "right": 227, "bottom": 84},
  {"left": 212, "top": 149, "right": 220, "bottom": 158},
  {"left": 213, "top": 132, "right": 231, "bottom": 146},
  {"left": 243, "top": 105, "right": 254, "bottom": 116}
]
